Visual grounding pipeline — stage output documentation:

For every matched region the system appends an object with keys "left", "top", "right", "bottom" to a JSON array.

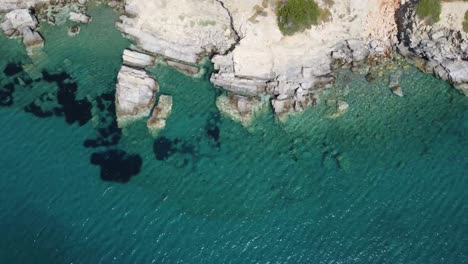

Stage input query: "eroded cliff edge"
[{"left": 114, "top": 0, "right": 467, "bottom": 123}]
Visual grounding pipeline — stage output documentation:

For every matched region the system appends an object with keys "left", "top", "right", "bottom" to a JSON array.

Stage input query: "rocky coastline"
[
  {"left": 1, "top": 0, "right": 467, "bottom": 130},
  {"left": 397, "top": 0, "right": 468, "bottom": 95},
  {"left": 111, "top": 0, "right": 468, "bottom": 125}
]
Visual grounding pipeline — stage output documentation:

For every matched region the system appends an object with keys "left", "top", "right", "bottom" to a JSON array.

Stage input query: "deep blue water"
[{"left": 0, "top": 4, "right": 467, "bottom": 264}]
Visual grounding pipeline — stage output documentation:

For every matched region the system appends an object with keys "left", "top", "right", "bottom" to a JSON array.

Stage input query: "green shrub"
[
  {"left": 463, "top": 11, "right": 468, "bottom": 33},
  {"left": 277, "top": 0, "right": 321, "bottom": 35},
  {"left": 416, "top": 0, "right": 441, "bottom": 24}
]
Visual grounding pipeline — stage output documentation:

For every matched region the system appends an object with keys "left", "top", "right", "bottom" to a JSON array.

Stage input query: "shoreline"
[{"left": 1, "top": 0, "right": 467, "bottom": 128}]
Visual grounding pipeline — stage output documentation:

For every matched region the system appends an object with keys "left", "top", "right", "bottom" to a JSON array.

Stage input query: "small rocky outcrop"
[
  {"left": 115, "top": 66, "right": 159, "bottom": 127},
  {"left": 147, "top": 95, "right": 173, "bottom": 135},
  {"left": 1, "top": 9, "right": 44, "bottom": 50},
  {"left": 388, "top": 70, "right": 403, "bottom": 97},
  {"left": 67, "top": 25, "right": 80, "bottom": 36},
  {"left": 1, "top": 9, "right": 38, "bottom": 37},
  {"left": 69, "top": 11, "right": 91, "bottom": 23},
  {"left": 216, "top": 93, "right": 265, "bottom": 127}
]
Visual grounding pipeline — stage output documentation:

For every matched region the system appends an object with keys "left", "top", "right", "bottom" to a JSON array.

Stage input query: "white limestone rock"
[
  {"left": 69, "top": 12, "right": 91, "bottom": 23},
  {"left": 122, "top": 49, "right": 155, "bottom": 68},
  {"left": 347, "top": 39, "right": 370, "bottom": 63},
  {"left": 147, "top": 95, "right": 173, "bottom": 134},
  {"left": 1, "top": 9, "right": 38, "bottom": 37},
  {"left": 442, "top": 61, "right": 468, "bottom": 85},
  {"left": 166, "top": 60, "right": 200, "bottom": 76},
  {"left": 0, "top": 0, "right": 49, "bottom": 13},
  {"left": 115, "top": 66, "right": 159, "bottom": 126},
  {"left": 116, "top": 0, "right": 236, "bottom": 64}
]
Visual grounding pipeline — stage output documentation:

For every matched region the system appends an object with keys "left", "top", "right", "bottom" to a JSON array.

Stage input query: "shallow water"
[{"left": 0, "top": 4, "right": 467, "bottom": 264}]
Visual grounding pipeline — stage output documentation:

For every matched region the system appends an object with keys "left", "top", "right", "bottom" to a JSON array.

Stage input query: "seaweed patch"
[
  {"left": 153, "top": 136, "right": 176, "bottom": 161},
  {"left": 0, "top": 83, "right": 15, "bottom": 106},
  {"left": 42, "top": 71, "right": 92, "bottom": 126},
  {"left": 3, "top": 63, "right": 23, "bottom": 77},
  {"left": 90, "top": 149, "right": 142, "bottom": 183},
  {"left": 205, "top": 111, "right": 221, "bottom": 147},
  {"left": 153, "top": 136, "right": 197, "bottom": 162},
  {"left": 84, "top": 92, "right": 122, "bottom": 148}
]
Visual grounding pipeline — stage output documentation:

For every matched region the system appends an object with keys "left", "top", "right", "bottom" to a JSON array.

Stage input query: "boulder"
[
  {"left": 442, "top": 61, "right": 468, "bottom": 85},
  {"left": 22, "top": 27, "right": 43, "bottom": 48},
  {"left": 391, "top": 85, "right": 403, "bottom": 97},
  {"left": 388, "top": 71, "right": 403, "bottom": 97},
  {"left": 67, "top": 25, "right": 80, "bottom": 37},
  {"left": 115, "top": 66, "right": 159, "bottom": 126},
  {"left": 1, "top": 9, "right": 38, "bottom": 37}
]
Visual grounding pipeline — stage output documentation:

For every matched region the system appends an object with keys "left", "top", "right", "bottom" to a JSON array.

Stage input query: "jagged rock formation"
[
  {"left": 1, "top": 9, "right": 44, "bottom": 50},
  {"left": 397, "top": 0, "right": 468, "bottom": 95}
]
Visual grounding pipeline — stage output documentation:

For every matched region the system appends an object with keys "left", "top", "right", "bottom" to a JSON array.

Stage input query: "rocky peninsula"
[{"left": 1, "top": 0, "right": 467, "bottom": 128}]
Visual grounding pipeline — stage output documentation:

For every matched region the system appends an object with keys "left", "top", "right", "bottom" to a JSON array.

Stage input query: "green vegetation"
[
  {"left": 416, "top": 0, "right": 441, "bottom": 24},
  {"left": 276, "top": 0, "right": 321, "bottom": 35},
  {"left": 463, "top": 11, "right": 468, "bottom": 33}
]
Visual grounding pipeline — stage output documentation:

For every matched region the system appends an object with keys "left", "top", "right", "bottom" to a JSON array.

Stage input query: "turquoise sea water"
[{"left": 0, "top": 4, "right": 467, "bottom": 263}]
